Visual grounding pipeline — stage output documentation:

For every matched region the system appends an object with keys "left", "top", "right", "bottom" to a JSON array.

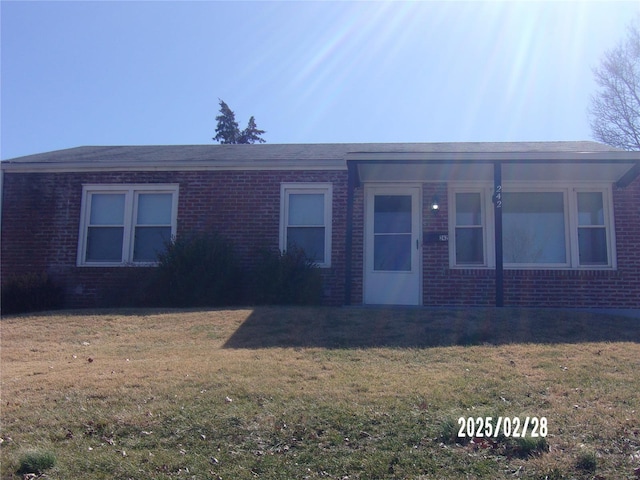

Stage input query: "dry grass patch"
[{"left": 1, "top": 307, "right": 639, "bottom": 479}]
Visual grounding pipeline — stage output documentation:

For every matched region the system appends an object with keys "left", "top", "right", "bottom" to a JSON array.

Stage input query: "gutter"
[
  {"left": 345, "top": 151, "right": 640, "bottom": 162},
  {"left": 0, "top": 158, "right": 349, "bottom": 174}
]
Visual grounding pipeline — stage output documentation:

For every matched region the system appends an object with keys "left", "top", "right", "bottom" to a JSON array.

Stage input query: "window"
[
  {"left": 577, "top": 191, "right": 609, "bottom": 265},
  {"left": 78, "top": 185, "right": 178, "bottom": 265},
  {"left": 503, "top": 192, "right": 567, "bottom": 266},
  {"left": 85, "top": 193, "right": 126, "bottom": 262},
  {"left": 373, "top": 195, "right": 412, "bottom": 271},
  {"left": 133, "top": 193, "right": 174, "bottom": 262},
  {"left": 280, "top": 183, "right": 332, "bottom": 267},
  {"left": 450, "top": 185, "right": 615, "bottom": 269},
  {"left": 453, "top": 192, "right": 486, "bottom": 265}
]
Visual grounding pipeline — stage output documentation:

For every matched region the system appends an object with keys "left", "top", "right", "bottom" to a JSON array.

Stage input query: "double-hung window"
[
  {"left": 78, "top": 184, "right": 178, "bottom": 265},
  {"left": 450, "top": 185, "right": 615, "bottom": 269},
  {"left": 453, "top": 191, "right": 486, "bottom": 266},
  {"left": 576, "top": 191, "right": 609, "bottom": 265},
  {"left": 280, "top": 183, "right": 332, "bottom": 267}
]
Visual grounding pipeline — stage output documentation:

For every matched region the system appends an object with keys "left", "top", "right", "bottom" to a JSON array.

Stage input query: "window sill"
[
  {"left": 76, "top": 262, "right": 160, "bottom": 268},
  {"left": 449, "top": 266, "right": 618, "bottom": 275},
  {"left": 451, "top": 264, "right": 615, "bottom": 270}
]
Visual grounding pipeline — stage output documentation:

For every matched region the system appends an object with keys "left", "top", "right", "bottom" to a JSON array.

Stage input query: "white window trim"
[
  {"left": 569, "top": 186, "right": 617, "bottom": 269},
  {"left": 501, "top": 187, "right": 572, "bottom": 269},
  {"left": 279, "top": 183, "right": 332, "bottom": 268},
  {"left": 449, "top": 183, "right": 616, "bottom": 270},
  {"left": 77, "top": 184, "right": 179, "bottom": 266},
  {"left": 448, "top": 188, "right": 491, "bottom": 268}
]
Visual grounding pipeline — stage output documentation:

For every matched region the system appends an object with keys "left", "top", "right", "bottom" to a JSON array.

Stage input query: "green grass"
[
  {"left": 16, "top": 449, "right": 56, "bottom": 475},
  {"left": 575, "top": 449, "right": 597, "bottom": 472},
  {"left": 1, "top": 306, "right": 639, "bottom": 479}
]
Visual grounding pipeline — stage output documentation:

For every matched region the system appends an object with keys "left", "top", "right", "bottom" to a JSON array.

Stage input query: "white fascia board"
[
  {"left": 0, "top": 158, "right": 348, "bottom": 173},
  {"left": 346, "top": 151, "right": 640, "bottom": 162}
]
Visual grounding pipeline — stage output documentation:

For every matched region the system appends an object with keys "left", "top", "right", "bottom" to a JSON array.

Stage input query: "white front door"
[{"left": 364, "top": 185, "right": 421, "bottom": 305}]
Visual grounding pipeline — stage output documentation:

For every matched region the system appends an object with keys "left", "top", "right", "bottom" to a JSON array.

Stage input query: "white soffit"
[{"left": 354, "top": 160, "right": 637, "bottom": 184}]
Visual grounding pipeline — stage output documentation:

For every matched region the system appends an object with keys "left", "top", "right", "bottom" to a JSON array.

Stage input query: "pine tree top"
[{"left": 213, "top": 100, "right": 266, "bottom": 144}]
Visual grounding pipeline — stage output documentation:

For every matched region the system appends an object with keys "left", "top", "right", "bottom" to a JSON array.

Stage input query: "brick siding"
[
  {"left": 417, "top": 179, "right": 640, "bottom": 308},
  {"left": 1, "top": 170, "right": 347, "bottom": 308},
  {"left": 2, "top": 170, "right": 639, "bottom": 309}
]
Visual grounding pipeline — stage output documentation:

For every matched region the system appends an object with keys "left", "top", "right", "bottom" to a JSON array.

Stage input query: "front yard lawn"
[{"left": 1, "top": 307, "right": 639, "bottom": 479}]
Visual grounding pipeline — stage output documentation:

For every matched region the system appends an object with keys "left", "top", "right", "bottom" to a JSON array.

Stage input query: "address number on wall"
[{"left": 424, "top": 232, "right": 449, "bottom": 243}]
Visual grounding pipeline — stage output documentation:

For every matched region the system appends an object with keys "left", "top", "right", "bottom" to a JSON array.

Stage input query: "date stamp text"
[{"left": 457, "top": 416, "right": 547, "bottom": 438}]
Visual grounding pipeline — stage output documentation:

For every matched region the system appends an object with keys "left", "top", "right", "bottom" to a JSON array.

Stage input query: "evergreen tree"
[
  {"left": 238, "top": 116, "right": 266, "bottom": 144},
  {"left": 213, "top": 99, "right": 240, "bottom": 144},
  {"left": 213, "top": 99, "right": 266, "bottom": 144}
]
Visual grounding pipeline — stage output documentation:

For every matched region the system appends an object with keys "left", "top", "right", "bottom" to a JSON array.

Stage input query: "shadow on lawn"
[{"left": 223, "top": 306, "right": 640, "bottom": 349}]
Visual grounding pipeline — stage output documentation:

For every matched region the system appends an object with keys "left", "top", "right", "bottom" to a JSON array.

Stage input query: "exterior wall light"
[{"left": 430, "top": 195, "right": 440, "bottom": 214}]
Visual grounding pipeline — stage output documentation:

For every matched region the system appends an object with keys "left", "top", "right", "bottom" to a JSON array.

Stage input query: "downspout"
[
  {"left": 493, "top": 161, "right": 504, "bottom": 307},
  {"left": 0, "top": 165, "right": 3, "bottom": 251},
  {"left": 344, "top": 161, "right": 358, "bottom": 305}
]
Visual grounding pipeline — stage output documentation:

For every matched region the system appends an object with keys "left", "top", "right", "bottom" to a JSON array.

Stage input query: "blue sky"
[{"left": 1, "top": 1, "right": 638, "bottom": 160}]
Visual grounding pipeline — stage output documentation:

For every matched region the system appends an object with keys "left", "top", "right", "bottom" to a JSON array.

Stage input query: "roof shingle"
[{"left": 2, "top": 141, "right": 623, "bottom": 165}]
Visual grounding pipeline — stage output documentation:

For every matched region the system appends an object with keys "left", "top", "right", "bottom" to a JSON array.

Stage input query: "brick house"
[{"left": 1, "top": 141, "right": 639, "bottom": 308}]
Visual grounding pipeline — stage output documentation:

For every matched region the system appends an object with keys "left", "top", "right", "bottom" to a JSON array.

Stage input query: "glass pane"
[
  {"left": 137, "top": 193, "right": 173, "bottom": 225},
  {"left": 455, "top": 228, "right": 484, "bottom": 264},
  {"left": 578, "top": 227, "right": 608, "bottom": 265},
  {"left": 86, "top": 227, "right": 124, "bottom": 262},
  {"left": 503, "top": 192, "right": 566, "bottom": 264},
  {"left": 456, "top": 193, "right": 482, "bottom": 226},
  {"left": 287, "top": 226, "right": 325, "bottom": 262},
  {"left": 288, "top": 194, "right": 324, "bottom": 226},
  {"left": 133, "top": 226, "right": 172, "bottom": 262},
  {"left": 577, "top": 192, "right": 604, "bottom": 226},
  {"left": 90, "top": 194, "right": 125, "bottom": 225},
  {"left": 374, "top": 234, "right": 411, "bottom": 271},
  {"left": 374, "top": 195, "right": 411, "bottom": 234}
]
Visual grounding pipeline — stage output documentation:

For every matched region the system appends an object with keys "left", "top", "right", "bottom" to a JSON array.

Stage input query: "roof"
[{"left": 1, "top": 142, "right": 638, "bottom": 181}]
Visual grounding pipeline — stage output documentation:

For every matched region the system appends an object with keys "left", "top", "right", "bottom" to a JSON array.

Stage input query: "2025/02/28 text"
[{"left": 457, "top": 417, "right": 547, "bottom": 438}]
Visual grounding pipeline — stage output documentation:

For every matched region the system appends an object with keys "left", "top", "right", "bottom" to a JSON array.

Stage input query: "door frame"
[{"left": 363, "top": 183, "right": 422, "bottom": 305}]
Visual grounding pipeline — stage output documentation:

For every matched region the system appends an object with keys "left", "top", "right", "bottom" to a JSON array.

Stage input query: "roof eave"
[
  {"left": 0, "top": 158, "right": 349, "bottom": 173},
  {"left": 345, "top": 151, "right": 640, "bottom": 162}
]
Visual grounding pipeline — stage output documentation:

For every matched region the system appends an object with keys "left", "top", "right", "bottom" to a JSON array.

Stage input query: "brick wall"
[
  {"left": 2, "top": 169, "right": 639, "bottom": 309},
  {"left": 348, "top": 187, "right": 364, "bottom": 305},
  {"left": 1, "top": 170, "right": 348, "bottom": 308},
  {"left": 417, "top": 178, "right": 640, "bottom": 308},
  {"left": 347, "top": 178, "right": 639, "bottom": 308}
]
